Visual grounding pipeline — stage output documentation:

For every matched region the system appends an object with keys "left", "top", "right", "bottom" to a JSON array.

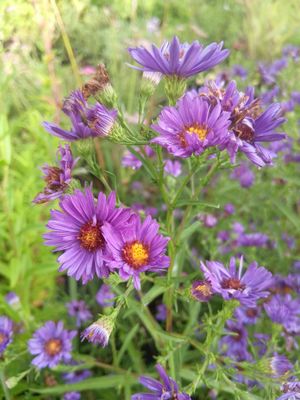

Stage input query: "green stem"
[{"left": 0, "top": 369, "right": 11, "bottom": 400}]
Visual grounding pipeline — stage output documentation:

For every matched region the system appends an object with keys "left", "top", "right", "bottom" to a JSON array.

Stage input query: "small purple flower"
[
  {"left": 224, "top": 203, "right": 235, "bottom": 215},
  {"left": 270, "top": 354, "right": 293, "bottom": 378},
  {"left": 155, "top": 304, "right": 167, "bottom": 322},
  {"left": 33, "top": 145, "right": 78, "bottom": 204},
  {"left": 230, "top": 162, "right": 255, "bottom": 188},
  {"left": 5, "top": 292, "right": 20, "bottom": 307},
  {"left": 151, "top": 95, "right": 231, "bottom": 158},
  {"left": 291, "top": 92, "right": 300, "bottom": 105},
  {"left": 254, "top": 333, "right": 269, "bottom": 357},
  {"left": 200, "top": 256, "right": 273, "bottom": 307},
  {"left": 264, "top": 295, "right": 300, "bottom": 334},
  {"left": 219, "top": 320, "right": 250, "bottom": 361},
  {"left": 44, "top": 188, "right": 132, "bottom": 284},
  {"left": 66, "top": 300, "right": 92, "bottom": 327},
  {"left": 235, "top": 305, "right": 261, "bottom": 325},
  {"left": 132, "top": 363, "right": 191, "bottom": 400},
  {"left": 81, "top": 316, "right": 114, "bottom": 347},
  {"left": 237, "top": 232, "right": 269, "bottom": 248},
  {"left": 258, "top": 58, "right": 288, "bottom": 85},
  {"left": 103, "top": 214, "right": 170, "bottom": 290},
  {"left": 0, "top": 316, "right": 13, "bottom": 354},
  {"left": 63, "top": 368, "right": 92, "bottom": 384},
  {"left": 122, "top": 146, "right": 155, "bottom": 170},
  {"left": 96, "top": 284, "right": 115, "bottom": 307},
  {"left": 128, "top": 36, "right": 229, "bottom": 78},
  {"left": 199, "top": 213, "right": 218, "bottom": 228},
  {"left": 232, "top": 65, "right": 248, "bottom": 80},
  {"left": 64, "top": 393, "right": 81, "bottom": 400},
  {"left": 191, "top": 280, "right": 213, "bottom": 302},
  {"left": 28, "top": 321, "right": 76, "bottom": 369},
  {"left": 261, "top": 86, "right": 280, "bottom": 105},
  {"left": 43, "top": 90, "right": 117, "bottom": 141},
  {"left": 164, "top": 159, "right": 182, "bottom": 177}
]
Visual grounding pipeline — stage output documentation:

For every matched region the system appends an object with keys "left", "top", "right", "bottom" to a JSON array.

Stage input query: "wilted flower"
[
  {"left": 44, "top": 188, "right": 132, "bottom": 284},
  {"left": 132, "top": 363, "right": 191, "bottom": 400},
  {"left": 96, "top": 284, "right": 115, "bottom": 307},
  {"left": 28, "top": 321, "right": 76, "bottom": 369},
  {"left": 86, "top": 103, "right": 117, "bottom": 137},
  {"left": 81, "top": 315, "right": 115, "bottom": 347},
  {"left": 191, "top": 280, "right": 213, "bottom": 302},
  {"left": 33, "top": 145, "right": 78, "bottom": 204},
  {"left": 66, "top": 300, "right": 92, "bottom": 327},
  {"left": 151, "top": 94, "right": 231, "bottom": 158},
  {"left": 103, "top": 214, "right": 170, "bottom": 290},
  {"left": 200, "top": 256, "right": 273, "bottom": 307},
  {"left": 128, "top": 36, "right": 229, "bottom": 78},
  {"left": 0, "top": 316, "right": 13, "bottom": 354}
]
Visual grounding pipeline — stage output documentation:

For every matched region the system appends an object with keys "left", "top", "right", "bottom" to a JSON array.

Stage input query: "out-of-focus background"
[{"left": 0, "top": 0, "right": 300, "bottom": 397}]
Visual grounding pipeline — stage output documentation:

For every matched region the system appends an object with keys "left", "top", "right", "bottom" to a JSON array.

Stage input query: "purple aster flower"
[
  {"left": 122, "top": 146, "right": 155, "bottom": 170},
  {"left": 132, "top": 363, "right": 191, "bottom": 400},
  {"left": 164, "top": 159, "right": 182, "bottom": 177},
  {"left": 232, "top": 64, "right": 248, "bottom": 80},
  {"left": 291, "top": 92, "right": 300, "bottom": 105},
  {"left": 43, "top": 90, "right": 117, "bottom": 141},
  {"left": 28, "top": 321, "right": 76, "bottom": 369},
  {"left": 232, "top": 221, "right": 245, "bottom": 234},
  {"left": 237, "top": 232, "right": 269, "bottom": 248},
  {"left": 258, "top": 58, "right": 288, "bottom": 85},
  {"left": 235, "top": 305, "right": 261, "bottom": 325},
  {"left": 64, "top": 393, "right": 81, "bottom": 400},
  {"left": 199, "top": 213, "right": 218, "bottom": 228},
  {"left": 230, "top": 162, "right": 255, "bottom": 188},
  {"left": 5, "top": 292, "right": 20, "bottom": 308},
  {"left": 278, "top": 382, "right": 300, "bottom": 400},
  {"left": 264, "top": 295, "right": 300, "bottom": 334},
  {"left": 66, "top": 300, "right": 92, "bottom": 327},
  {"left": 0, "top": 316, "right": 13, "bottom": 354},
  {"left": 281, "top": 100, "right": 295, "bottom": 114},
  {"left": 44, "top": 188, "right": 132, "bottom": 284},
  {"left": 270, "top": 354, "right": 293, "bottom": 378},
  {"left": 151, "top": 95, "right": 231, "bottom": 158},
  {"left": 196, "top": 80, "right": 286, "bottom": 167},
  {"left": 219, "top": 320, "right": 251, "bottom": 361},
  {"left": 261, "top": 86, "right": 280, "bottom": 105},
  {"left": 128, "top": 36, "right": 229, "bottom": 78},
  {"left": 81, "top": 315, "right": 114, "bottom": 347},
  {"left": 200, "top": 256, "right": 273, "bottom": 307},
  {"left": 191, "top": 280, "right": 213, "bottom": 302},
  {"left": 132, "top": 203, "right": 158, "bottom": 217},
  {"left": 63, "top": 368, "right": 92, "bottom": 384},
  {"left": 103, "top": 214, "right": 170, "bottom": 290},
  {"left": 218, "top": 230, "right": 231, "bottom": 242},
  {"left": 96, "top": 284, "right": 115, "bottom": 307},
  {"left": 155, "top": 304, "right": 167, "bottom": 321},
  {"left": 224, "top": 203, "right": 235, "bottom": 215},
  {"left": 283, "top": 44, "right": 300, "bottom": 59},
  {"left": 282, "top": 233, "right": 296, "bottom": 249},
  {"left": 293, "top": 261, "right": 300, "bottom": 270},
  {"left": 33, "top": 145, "right": 78, "bottom": 204}
]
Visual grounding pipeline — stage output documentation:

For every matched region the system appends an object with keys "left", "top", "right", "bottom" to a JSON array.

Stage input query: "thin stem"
[{"left": 0, "top": 369, "right": 11, "bottom": 400}]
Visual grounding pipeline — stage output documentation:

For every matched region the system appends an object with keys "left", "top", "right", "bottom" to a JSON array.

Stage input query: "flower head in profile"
[
  {"left": 200, "top": 256, "right": 273, "bottom": 307},
  {"left": 0, "top": 316, "right": 13, "bottom": 354},
  {"left": 66, "top": 300, "right": 92, "bottom": 327},
  {"left": 43, "top": 90, "right": 117, "bottom": 141},
  {"left": 269, "top": 354, "right": 293, "bottom": 378},
  {"left": 132, "top": 363, "right": 191, "bottom": 400},
  {"left": 44, "top": 188, "right": 132, "bottom": 284},
  {"left": 33, "top": 145, "right": 78, "bottom": 204},
  {"left": 191, "top": 280, "right": 213, "bottom": 302},
  {"left": 103, "top": 214, "right": 170, "bottom": 290},
  {"left": 151, "top": 95, "right": 231, "bottom": 158},
  {"left": 128, "top": 36, "right": 229, "bottom": 78},
  {"left": 81, "top": 315, "right": 115, "bottom": 347},
  {"left": 28, "top": 321, "right": 76, "bottom": 369}
]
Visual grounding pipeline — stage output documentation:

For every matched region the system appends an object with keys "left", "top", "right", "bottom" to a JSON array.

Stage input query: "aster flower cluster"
[{"left": 23, "top": 33, "right": 299, "bottom": 400}]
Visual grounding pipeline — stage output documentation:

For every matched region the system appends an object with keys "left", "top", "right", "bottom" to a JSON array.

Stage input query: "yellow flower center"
[
  {"left": 186, "top": 124, "right": 208, "bottom": 141},
  {"left": 194, "top": 283, "right": 212, "bottom": 297},
  {"left": 44, "top": 338, "right": 62, "bottom": 356},
  {"left": 122, "top": 241, "right": 150, "bottom": 270},
  {"left": 78, "top": 221, "right": 104, "bottom": 251},
  {"left": 0, "top": 333, "right": 7, "bottom": 345}
]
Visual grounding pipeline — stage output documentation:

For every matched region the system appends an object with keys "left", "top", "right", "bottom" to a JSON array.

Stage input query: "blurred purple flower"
[
  {"left": 164, "top": 160, "right": 182, "bottom": 177},
  {"left": 235, "top": 305, "right": 261, "bottom": 325},
  {"left": 155, "top": 304, "right": 167, "bottom": 321},
  {"left": 220, "top": 320, "right": 251, "bottom": 361},
  {"left": 0, "top": 316, "right": 13, "bottom": 354},
  {"left": 28, "top": 321, "right": 76, "bottom": 369},
  {"left": 66, "top": 300, "right": 92, "bottom": 327},
  {"left": 232, "top": 64, "right": 248, "bottom": 79},
  {"left": 231, "top": 162, "right": 255, "bottom": 188},
  {"left": 96, "top": 284, "right": 115, "bottom": 307}
]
